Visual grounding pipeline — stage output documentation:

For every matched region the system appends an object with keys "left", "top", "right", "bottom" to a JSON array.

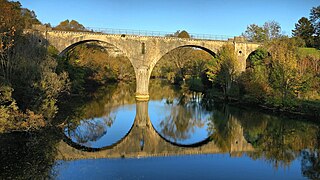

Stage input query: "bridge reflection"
[{"left": 57, "top": 101, "right": 254, "bottom": 160}]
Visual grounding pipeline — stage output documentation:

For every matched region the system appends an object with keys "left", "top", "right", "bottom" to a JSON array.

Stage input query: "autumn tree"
[
  {"left": 152, "top": 47, "right": 212, "bottom": 85},
  {"left": 152, "top": 47, "right": 194, "bottom": 83},
  {"left": 166, "top": 30, "right": 191, "bottom": 38},
  {"left": 239, "top": 49, "right": 271, "bottom": 102},
  {"left": 0, "top": 0, "right": 70, "bottom": 132},
  {"left": 266, "top": 38, "right": 300, "bottom": 104},
  {"left": 0, "top": 0, "right": 40, "bottom": 32},
  {"left": 296, "top": 48, "right": 320, "bottom": 99},
  {"left": 178, "top": 30, "right": 190, "bottom": 38},
  {"left": 206, "top": 44, "right": 240, "bottom": 97},
  {"left": 60, "top": 42, "right": 135, "bottom": 94},
  {"left": 54, "top": 19, "right": 86, "bottom": 31}
]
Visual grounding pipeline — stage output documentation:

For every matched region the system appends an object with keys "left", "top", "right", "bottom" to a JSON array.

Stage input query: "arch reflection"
[
  {"left": 63, "top": 82, "right": 136, "bottom": 151},
  {"left": 60, "top": 80, "right": 255, "bottom": 156}
]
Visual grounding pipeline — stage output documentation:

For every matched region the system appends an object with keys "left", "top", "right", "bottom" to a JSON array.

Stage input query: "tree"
[
  {"left": 54, "top": 19, "right": 86, "bottom": 31},
  {"left": 0, "top": 0, "right": 70, "bottom": 132},
  {"left": 153, "top": 47, "right": 195, "bottom": 83},
  {"left": 239, "top": 49, "right": 271, "bottom": 102},
  {"left": 242, "top": 24, "right": 267, "bottom": 42},
  {"left": 21, "top": 8, "right": 41, "bottom": 28},
  {"left": 178, "top": 30, "right": 190, "bottom": 38},
  {"left": 310, "top": 6, "right": 320, "bottom": 36},
  {"left": 242, "top": 21, "right": 282, "bottom": 42},
  {"left": 165, "top": 30, "right": 191, "bottom": 38},
  {"left": 0, "top": 0, "right": 24, "bottom": 32},
  {"left": 267, "top": 38, "right": 299, "bottom": 104},
  {"left": 0, "top": 0, "right": 41, "bottom": 32},
  {"left": 152, "top": 47, "right": 212, "bottom": 85},
  {"left": 310, "top": 6, "right": 320, "bottom": 49},
  {"left": 263, "top": 21, "right": 282, "bottom": 40},
  {"left": 206, "top": 44, "right": 240, "bottom": 96},
  {"left": 292, "top": 17, "right": 315, "bottom": 47}
]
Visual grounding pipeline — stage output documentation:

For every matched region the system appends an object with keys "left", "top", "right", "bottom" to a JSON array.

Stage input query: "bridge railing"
[{"left": 85, "top": 27, "right": 233, "bottom": 41}]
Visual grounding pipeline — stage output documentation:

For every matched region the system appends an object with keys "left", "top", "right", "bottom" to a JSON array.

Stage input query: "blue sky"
[{"left": 19, "top": 0, "right": 319, "bottom": 36}]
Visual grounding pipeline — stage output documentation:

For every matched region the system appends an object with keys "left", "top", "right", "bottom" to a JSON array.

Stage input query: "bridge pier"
[
  {"left": 135, "top": 100, "right": 150, "bottom": 127},
  {"left": 135, "top": 67, "right": 150, "bottom": 101}
]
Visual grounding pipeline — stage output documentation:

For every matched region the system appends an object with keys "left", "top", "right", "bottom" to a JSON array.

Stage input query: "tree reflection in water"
[
  {"left": 157, "top": 92, "right": 210, "bottom": 143},
  {"left": 0, "top": 128, "right": 61, "bottom": 179},
  {"left": 301, "top": 150, "right": 320, "bottom": 179},
  {"left": 205, "top": 102, "right": 320, "bottom": 174},
  {"left": 65, "top": 115, "right": 115, "bottom": 145},
  {"left": 63, "top": 82, "right": 136, "bottom": 147}
]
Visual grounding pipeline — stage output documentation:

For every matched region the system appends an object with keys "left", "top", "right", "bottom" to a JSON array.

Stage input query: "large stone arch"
[
  {"left": 147, "top": 42, "right": 221, "bottom": 79},
  {"left": 47, "top": 31, "right": 135, "bottom": 68},
  {"left": 148, "top": 44, "right": 218, "bottom": 84},
  {"left": 57, "top": 39, "right": 137, "bottom": 80}
]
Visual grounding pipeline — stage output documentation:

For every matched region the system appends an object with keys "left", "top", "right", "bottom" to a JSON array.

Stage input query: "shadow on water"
[{"left": 0, "top": 128, "right": 62, "bottom": 179}]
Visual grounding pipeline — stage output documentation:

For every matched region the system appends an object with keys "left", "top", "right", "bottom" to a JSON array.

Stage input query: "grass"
[{"left": 298, "top": 47, "right": 320, "bottom": 58}]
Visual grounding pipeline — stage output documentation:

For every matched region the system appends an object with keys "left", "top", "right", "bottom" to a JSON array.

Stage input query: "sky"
[{"left": 18, "top": 0, "right": 319, "bottom": 36}]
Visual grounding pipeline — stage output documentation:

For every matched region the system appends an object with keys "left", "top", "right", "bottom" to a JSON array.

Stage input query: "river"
[{"left": 0, "top": 79, "right": 319, "bottom": 179}]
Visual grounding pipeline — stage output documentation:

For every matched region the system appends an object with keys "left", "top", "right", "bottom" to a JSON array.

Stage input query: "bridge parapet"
[{"left": 31, "top": 24, "right": 239, "bottom": 41}]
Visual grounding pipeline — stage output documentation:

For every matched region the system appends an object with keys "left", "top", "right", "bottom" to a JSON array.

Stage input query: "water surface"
[{"left": 0, "top": 80, "right": 319, "bottom": 179}]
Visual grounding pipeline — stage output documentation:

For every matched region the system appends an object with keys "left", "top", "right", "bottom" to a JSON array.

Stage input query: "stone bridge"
[
  {"left": 30, "top": 26, "right": 260, "bottom": 101},
  {"left": 57, "top": 101, "right": 254, "bottom": 160}
]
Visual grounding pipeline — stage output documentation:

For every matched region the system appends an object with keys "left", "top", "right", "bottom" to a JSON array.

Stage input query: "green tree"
[
  {"left": 310, "top": 6, "right": 320, "bottom": 36},
  {"left": 242, "top": 24, "right": 267, "bottom": 42},
  {"left": 310, "top": 6, "right": 320, "bottom": 49},
  {"left": 246, "top": 48, "right": 269, "bottom": 68},
  {"left": 292, "top": 17, "right": 315, "bottom": 47}
]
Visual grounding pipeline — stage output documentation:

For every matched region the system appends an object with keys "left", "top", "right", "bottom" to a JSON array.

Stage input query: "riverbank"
[{"left": 203, "top": 92, "right": 320, "bottom": 122}]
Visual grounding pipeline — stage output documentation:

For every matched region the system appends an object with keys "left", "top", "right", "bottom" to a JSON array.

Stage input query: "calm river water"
[{"left": 0, "top": 80, "right": 319, "bottom": 179}]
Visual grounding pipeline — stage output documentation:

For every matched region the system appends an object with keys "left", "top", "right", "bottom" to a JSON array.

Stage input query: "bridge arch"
[
  {"left": 55, "top": 38, "right": 138, "bottom": 91},
  {"left": 149, "top": 44, "right": 217, "bottom": 88},
  {"left": 150, "top": 44, "right": 218, "bottom": 72},
  {"left": 172, "top": 45, "right": 218, "bottom": 57},
  {"left": 57, "top": 39, "right": 135, "bottom": 69},
  {"left": 245, "top": 48, "right": 271, "bottom": 69}
]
